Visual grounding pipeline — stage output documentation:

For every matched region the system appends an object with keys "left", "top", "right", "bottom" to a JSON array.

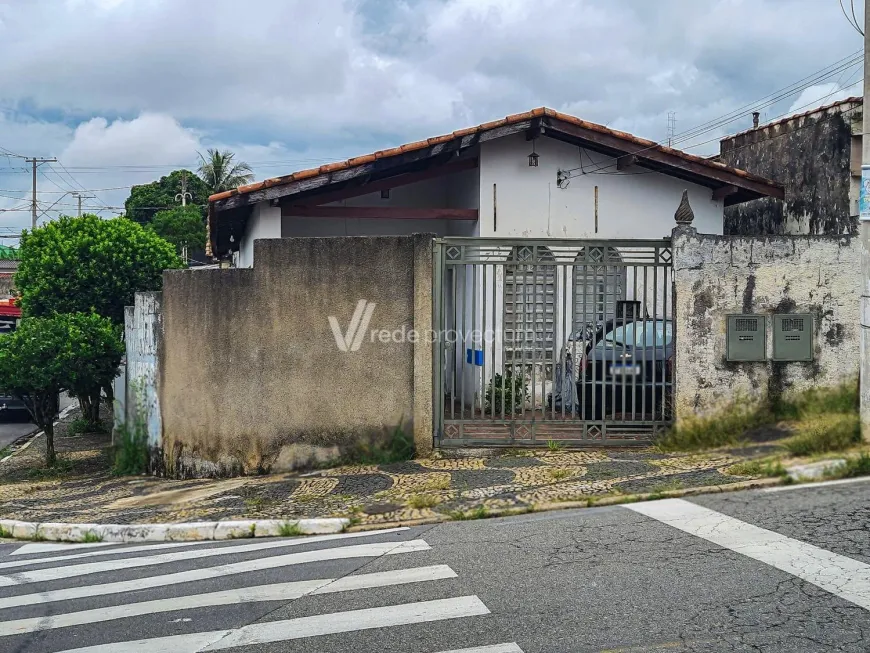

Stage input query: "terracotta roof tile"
[
  {"left": 208, "top": 106, "right": 782, "bottom": 203},
  {"left": 722, "top": 96, "right": 862, "bottom": 142}
]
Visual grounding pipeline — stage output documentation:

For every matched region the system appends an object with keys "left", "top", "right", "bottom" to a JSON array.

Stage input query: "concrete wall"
[
  {"left": 123, "top": 292, "right": 163, "bottom": 450},
  {"left": 479, "top": 132, "right": 724, "bottom": 238},
  {"left": 160, "top": 234, "right": 433, "bottom": 476},
  {"left": 718, "top": 100, "right": 861, "bottom": 236},
  {"left": 672, "top": 226, "right": 859, "bottom": 418}
]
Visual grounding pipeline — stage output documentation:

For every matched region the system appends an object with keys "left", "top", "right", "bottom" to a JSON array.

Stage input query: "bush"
[
  {"left": 485, "top": 371, "right": 528, "bottom": 415},
  {"left": 782, "top": 413, "right": 860, "bottom": 456}
]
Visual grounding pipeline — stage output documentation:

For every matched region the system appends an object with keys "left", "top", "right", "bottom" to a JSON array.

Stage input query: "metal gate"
[{"left": 433, "top": 238, "right": 674, "bottom": 446}]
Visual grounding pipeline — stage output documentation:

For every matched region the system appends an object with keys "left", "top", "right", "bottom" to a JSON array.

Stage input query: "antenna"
[{"left": 666, "top": 112, "right": 677, "bottom": 147}]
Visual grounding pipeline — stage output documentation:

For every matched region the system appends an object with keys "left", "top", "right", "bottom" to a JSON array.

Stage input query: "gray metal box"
[
  {"left": 772, "top": 314, "right": 813, "bottom": 361},
  {"left": 726, "top": 314, "right": 766, "bottom": 362}
]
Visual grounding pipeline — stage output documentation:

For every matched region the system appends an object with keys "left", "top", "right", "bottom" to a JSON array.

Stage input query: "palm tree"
[{"left": 196, "top": 149, "right": 255, "bottom": 194}]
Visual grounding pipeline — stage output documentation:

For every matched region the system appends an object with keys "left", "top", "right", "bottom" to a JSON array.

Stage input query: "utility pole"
[
  {"left": 861, "top": 0, "right": 870, "bottom": 441},
  {"left": 25, "top": 157, "right": 56, "bottom": 230},
  {"left": 175, "top": 171, "right": 192, "bottom": 207},
  {"left": 71, "top": 192, "right": 95, "bottom": 217}
]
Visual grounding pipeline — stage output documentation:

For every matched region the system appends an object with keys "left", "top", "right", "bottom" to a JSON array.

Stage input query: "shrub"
[
  {"left": 832, "top": 453, "right": 870, "bottom": 479},
  {"left": 485, "top": 371, "right": 528, "bottom": 415},
  {"left": 782, "top": 413, "right": 860, "bottom": 456}
]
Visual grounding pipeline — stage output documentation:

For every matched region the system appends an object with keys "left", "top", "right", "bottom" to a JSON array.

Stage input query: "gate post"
[
  {"left": 413, "top": 234, "right": 435, "bottom": 455},
  {"left": 671, "top": 191, "right": 697, "bottom": 426}
]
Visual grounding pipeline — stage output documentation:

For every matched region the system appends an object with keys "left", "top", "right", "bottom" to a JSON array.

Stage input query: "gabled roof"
[{"left": 208, "top": 107, "right": 784, "bottom": 256}]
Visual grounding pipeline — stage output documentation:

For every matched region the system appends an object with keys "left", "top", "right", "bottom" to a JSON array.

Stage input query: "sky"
[{"left": 0, "top": 0, "right": 863, "bottom": 237}]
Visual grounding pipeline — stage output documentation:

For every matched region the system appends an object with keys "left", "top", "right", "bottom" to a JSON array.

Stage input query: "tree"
[
  {"left": 124, "top": 170, "right": 210, "bottom": 225},
  {"left": 0, "top": 314, "right": 124, "bottom": 466},
  {"left": 15, "top": 214, "right": 181, "bottom": 326},
  {"left": 148, "top": 206, "right": 207, "bottom": 256},
  {"left": 197, "top": 148, "right": 254, "bottom": 194}
]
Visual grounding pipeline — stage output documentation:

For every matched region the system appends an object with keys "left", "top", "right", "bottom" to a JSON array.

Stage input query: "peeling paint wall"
[
  {"left": 718, "top": 100, "right": 861, "bottom": 236},
  {"left": 123, "top": 292, "right": 163, "bottom": 450},
  {"left": 673, "top": 226, "right": 859, "bottom": 418}
]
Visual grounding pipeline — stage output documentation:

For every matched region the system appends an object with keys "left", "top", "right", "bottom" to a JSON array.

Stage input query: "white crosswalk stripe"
[{"left": 0, "top": 529, "right": 522, "bottom": 652}]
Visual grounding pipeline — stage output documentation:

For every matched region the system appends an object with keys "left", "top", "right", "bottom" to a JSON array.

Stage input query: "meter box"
[
  {"left": 726, "top": 314, "right": 766, "bottom": 362},
  {"left": 772, "top": 314, "right": 813, "bottom": 362}
]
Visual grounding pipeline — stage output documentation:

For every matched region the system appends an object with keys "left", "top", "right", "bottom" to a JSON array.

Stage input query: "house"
[
  {"left": 207, "top": 107, "right": 784, "bottom": 267},
  {"left": 0, "top": 246, "right": 18, "bottom": 299},
  {"left": 717, "top": 97, "right": 861, "bottom": 236}
]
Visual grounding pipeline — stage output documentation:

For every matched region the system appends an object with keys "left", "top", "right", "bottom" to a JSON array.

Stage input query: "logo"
[{"left": 329, "top": 299, "right": 377, "bottom": 352}]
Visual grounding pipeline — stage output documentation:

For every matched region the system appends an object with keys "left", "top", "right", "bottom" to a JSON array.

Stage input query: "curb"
[
  {"left": 0, "top": 518, "right": 350, "bottom": 543},
  {"left": 345, "top": 476, "right": 785, "bottom": 532}
]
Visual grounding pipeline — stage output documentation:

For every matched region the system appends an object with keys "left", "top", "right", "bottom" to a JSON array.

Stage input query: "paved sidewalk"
[{"left": 0, "top": 413, "right": 785, "bottom": 528}]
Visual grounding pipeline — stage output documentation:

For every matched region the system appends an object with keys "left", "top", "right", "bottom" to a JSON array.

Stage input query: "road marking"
[
  {"left": 625, "top": 498, "right": 870, "bottom": 611},
  {"left": 434, "top": 645, "right": 525, "bottom": 653},
  {"left": 0, "top": 539, "right": 430, "bottom": 609},
  {"left": 0, "top": 565, "right": 457, "bottom": 636},
  {"left": 12, "top": 542, "right": 117, "bottom": 555},
  {"left": 764, "top": 476, "right": 870, "bottom": 493},
  {"left": 2, "top": 542, "right": 215, "bottom": 569},
  {"left": 0, "top": 527, "right": 410, "bottom": 585},
  {"left": 50, "top": 596, "right": 489, "bottom": 652}
]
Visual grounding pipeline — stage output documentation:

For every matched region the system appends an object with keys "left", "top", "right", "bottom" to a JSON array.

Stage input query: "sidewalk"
[{"left": 0, "top": 411, "right": 785, "bottom": 529}]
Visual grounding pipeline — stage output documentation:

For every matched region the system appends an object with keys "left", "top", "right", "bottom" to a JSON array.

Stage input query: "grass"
[
  {"left": 657, "top": 381, "right": 859, "bottom": 454},
  {"left": 68, "top": 418, "right": 106, "bottom": 437},
  {"left": 82, "top": 531, "right": 103, "bottom": 543},
  {"left": 826, "top": 452, "right": 870, "bottom": 479},
  {"left": 547, "top": 468, "right": 573, "bottom": 481},
  {"left": 727, "top": 458, "right": 789, "bottom": 478},
  {"left": 27, "top": 457, "right": 75, "bottom": 480},
  {"left": 339, "top": 425, "right": 416, "bottom": 467},
  {"left": 781, "top": 413, "right": 860, "bottom": 456},
  {"left": 407, "top": 493, "right": 440, "bottom": 509},
  {"left": 0, "top": 446, "right": 11, "bottom": 460},
  {"left": 449, "top": 505, "right": 490, "bottom": 521},
  {"left": 278, "top": 521, "right": 304, "bottom": 537},
  {"left": 546, "top": 440, "right": 563, "bottom": 452},
  {"left": 112, "top": 421, "right": 149, "bottom": 476},
  {"left": 0, "top": 526, "right": 12, "bottom": 539},
  {"left": 420, "top": 476, "right": 452, "bottom": 492}
]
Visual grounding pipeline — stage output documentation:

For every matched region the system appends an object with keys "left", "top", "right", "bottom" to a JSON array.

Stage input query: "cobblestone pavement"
[{"left": 0, "top": 413, "right": 788, "bottom": 527}]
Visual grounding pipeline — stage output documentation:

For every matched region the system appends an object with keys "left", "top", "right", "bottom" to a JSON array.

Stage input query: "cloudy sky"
[{"left": 0, "top": 0, "right": 863, "bottom": 235}]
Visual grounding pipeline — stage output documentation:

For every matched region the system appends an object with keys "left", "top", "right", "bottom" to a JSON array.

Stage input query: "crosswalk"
[{"left": 0, "top": 528, "right": 523, "bottom": 653}]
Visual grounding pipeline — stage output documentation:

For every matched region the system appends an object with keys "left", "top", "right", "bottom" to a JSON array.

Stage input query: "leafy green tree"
[
  {"left": 124, "top": 170, "right": 209, "bottom": 225},
  {"left": 15, "top": 214, "right": 181, "bottom": 326},
  {"left": 197, "top": 148, "right": 254, "bottom": 194},
  {"left": 0, "top": 314, "right": 123, "bottom": 466},
  {"left": 148, "top": 205, "right": 207, "bottom": 255}
]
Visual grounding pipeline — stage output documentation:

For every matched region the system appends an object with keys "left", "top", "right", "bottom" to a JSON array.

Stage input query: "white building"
[{"left": 208, "top": 107, "right": 783, "bottom": 267}]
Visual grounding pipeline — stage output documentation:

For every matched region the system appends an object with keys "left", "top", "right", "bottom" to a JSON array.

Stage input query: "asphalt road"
[
  {"left": 2, "top": 478, "right": 870, "bottom": 652},
  {"left": 0, "top": 395, "right": 76, "bottom": 450}
]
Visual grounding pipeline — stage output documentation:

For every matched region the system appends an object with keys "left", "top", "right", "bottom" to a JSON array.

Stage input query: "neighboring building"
[
  {"left": 718, "top": 97, "right": 861, "bottom": 236},
  {"left": 0, "top": 246, "right": 18, "bottom": 299},
  {"left": 207, "top": 107, "right": 783, "bottom": 267}
]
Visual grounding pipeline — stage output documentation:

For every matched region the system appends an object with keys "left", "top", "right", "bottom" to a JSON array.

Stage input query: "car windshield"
[{"left": 596, "top": 320, "right": 672, "bottom": 348}]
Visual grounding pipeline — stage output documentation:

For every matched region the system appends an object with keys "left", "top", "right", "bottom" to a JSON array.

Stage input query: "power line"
[{"left": 839, "top": 0, "right": 864, "bottom": 35}]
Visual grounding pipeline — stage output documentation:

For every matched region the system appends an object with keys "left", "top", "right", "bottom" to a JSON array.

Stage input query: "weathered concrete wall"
[
  {"left": 673, "top": 226, "right": 859, "bottom": 418},
  {"left": 160, "top": 234, "right": 433, "bottom": 476},
  {"left": 719, "top": 100, "right": 861, "bottom": 236},
  {"left": 124, "top": 292, "right": 163, "bottom": 450}
]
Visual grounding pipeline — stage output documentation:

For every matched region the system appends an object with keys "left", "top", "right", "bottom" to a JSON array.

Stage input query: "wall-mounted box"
[
  {"left": 726, "top": 314, "right": 766, "bottom": 362},
  {"left": 772, "top": 314, "right": 813, "bottom": 361}
]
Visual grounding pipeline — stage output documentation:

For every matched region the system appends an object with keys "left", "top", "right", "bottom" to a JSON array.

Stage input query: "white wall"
[
  {"left": 238, "top": 203, "right": 281, "bottom": 268},
  {"left": 478, "top": 133, "right": 724, "bottom": 239}
]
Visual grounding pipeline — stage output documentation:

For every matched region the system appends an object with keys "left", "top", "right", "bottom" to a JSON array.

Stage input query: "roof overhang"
[{"left": 208, "top": 108, "right": 784, "bottom": 257}]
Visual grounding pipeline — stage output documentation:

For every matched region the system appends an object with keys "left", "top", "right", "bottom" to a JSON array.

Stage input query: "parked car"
[
  {"left": 577, "top": 318, "right": 673, "bottom": 420},
  {"left": 0, "top": 395, "right": 29, "bottom": 422}
]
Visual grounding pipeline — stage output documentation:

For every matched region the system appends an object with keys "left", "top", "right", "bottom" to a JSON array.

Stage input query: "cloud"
[{"left": 786, "top": 83, "right": 859, "bottom": 115}]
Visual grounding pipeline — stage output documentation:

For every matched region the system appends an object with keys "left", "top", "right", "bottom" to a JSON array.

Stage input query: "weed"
[
  {"left": 27, "top": 457, "right": 75, "bottom": 480},
  {"left": 501, "top": 448, "right": 532, "bottom": 458},
  {"left": 727, "top": 459, "right": 788, "bottom": 478},
  {"left": 546, "top": 440, "right": 564, "bottom": 452},
  {"left": 825, "top": 452, "right": 870, "bottom": 480},
  {"left": 68, "top": 418, "right": 106, "bottom": 437},
  {"left": 547, "top": 468, "right": 572, "bottom": 481},
  {"left": 345, "top": 514, "right": 363, "bottom": 529},
  {"left": 340, "top": 425, "right": 416, "bottom": 466},
  {"left": 782, "top": 413, "right": 860, "bottom": 456},
  {"left": 449, "top": 505, "right": 489, "bottom": 521},
  {"left": 82, "top": 531, "right": 103, "bottom": 543},
  {"left": 0, "top": 526, "right": 11, "bottom": 539},
  {"left": 244, "top": 496, "right": 276, "bottom": 512},
  {"left": 0, "top": 446, "right": 11, "bottom": 460},
  {"left": 420, "top": 476, "right": 451, "bottom": 492},
  {"left": 112, "top": 422, "right": 148, "bottom": 476},
  {"left": 278, "top": 521, "right": 304, "bottom": 537},
  {"left": 774, "top": 382, "right": 858, "bottom": 421},
  {"left": 647, "top": 479, "right": 685, "bottom": 494},
  {"left": 657, "top": 401, "right": 771, "bottom": 451},
  {"left": 407, "top": 494, "right": 440, "bottom": 509}
]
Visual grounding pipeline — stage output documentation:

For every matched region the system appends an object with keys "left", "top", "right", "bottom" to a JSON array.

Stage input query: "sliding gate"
[{"left": 433, "top": 238, "right": 674, "bottom": 447}]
